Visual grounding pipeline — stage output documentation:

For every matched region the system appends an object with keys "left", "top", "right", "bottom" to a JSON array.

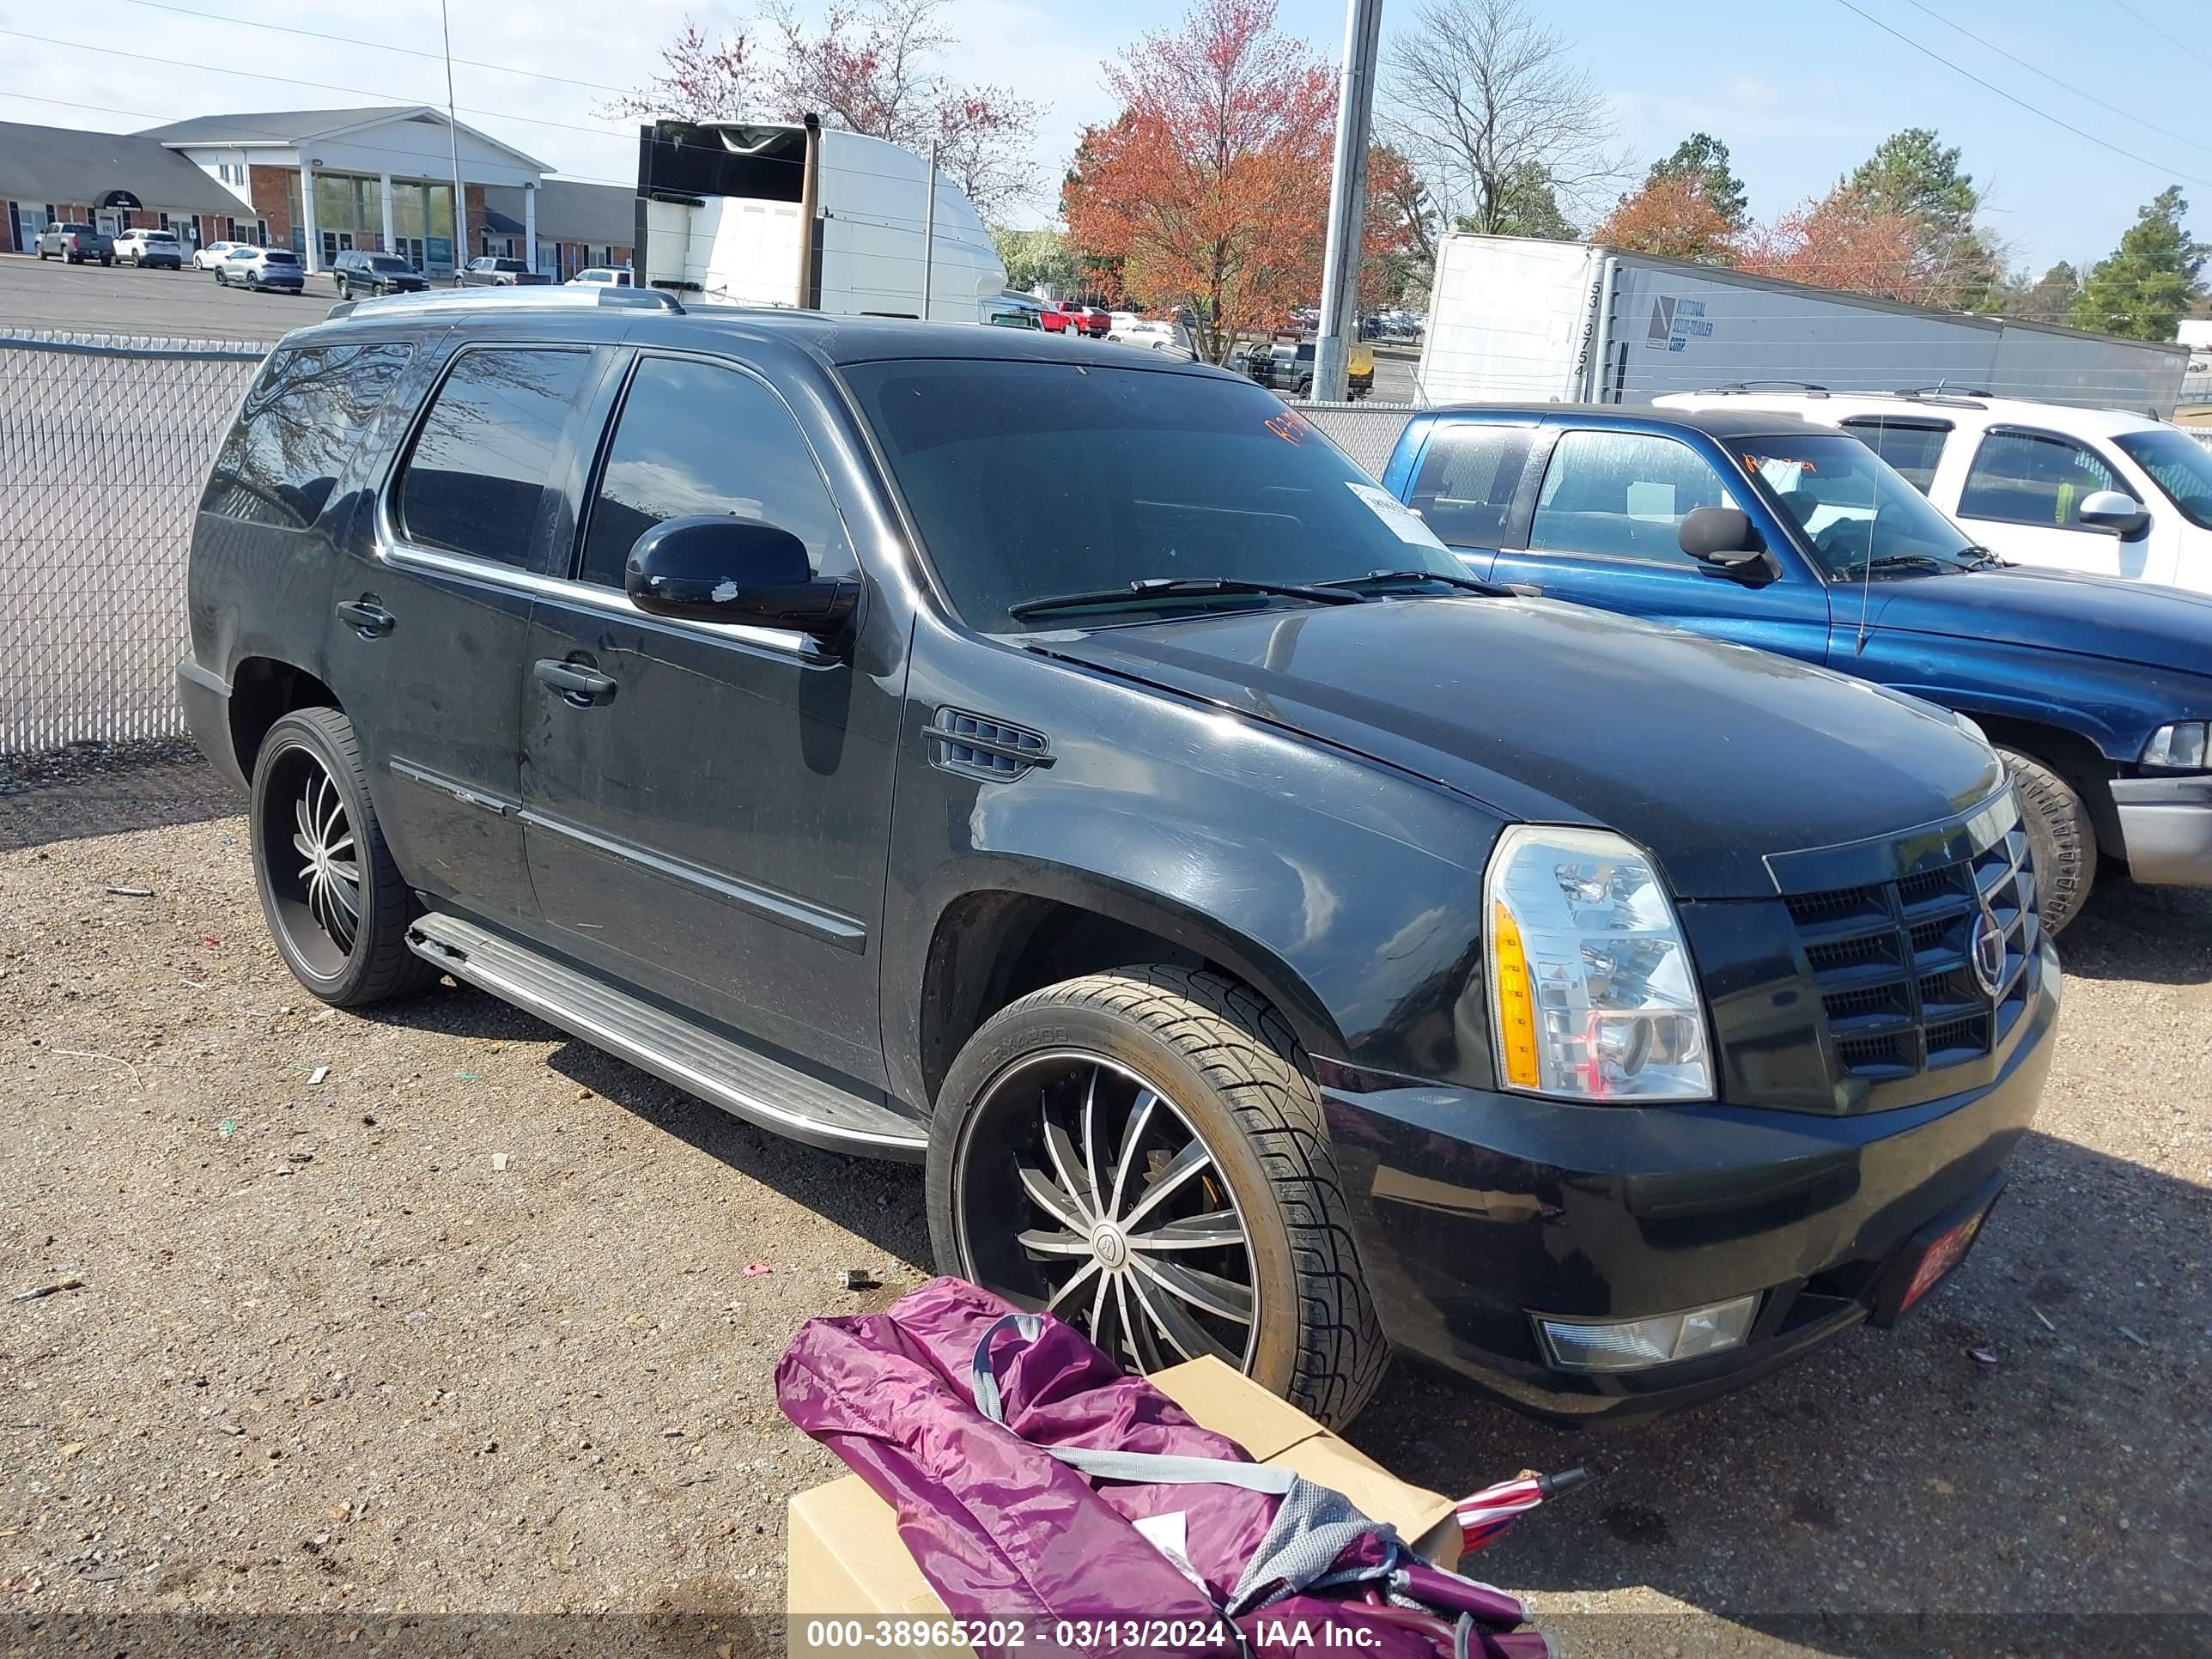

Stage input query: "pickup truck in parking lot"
[
  {"left": 1380, "top": 403, "right": 2212, "bottom": 932},
  {"left": 178, "top": 295, "right": 2055, "bottom": 1427},
  {"left": 35, "top": 222, "right": 113, "bottom": 264},
  {"left": 456, "top": 256, "right": 552, "bottom": 287}
]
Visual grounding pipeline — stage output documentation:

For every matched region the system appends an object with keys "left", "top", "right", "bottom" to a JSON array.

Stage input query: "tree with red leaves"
[
  {"left": 599, "top": 21, "right": 759, "bottom": 124},
  {"left": 1735, "top": 189, "right": 1953, "bottom": 307},
  {"left": 763, "top": 0, "right": 1042, "bottom": 222},
  {"left": 1062, "top": 0, "right": 1335, "bottom": 364},
  {"left": 1590, "top": 175, "right": 1738, "bottom": 265},
  {"left": 607, "top": 1, "right": 1042, "bottom": 222}
]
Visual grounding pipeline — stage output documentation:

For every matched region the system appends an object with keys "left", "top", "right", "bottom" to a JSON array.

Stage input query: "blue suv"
[{"left": 1381, "top": 404, "right": 2212, "bottom": 931}]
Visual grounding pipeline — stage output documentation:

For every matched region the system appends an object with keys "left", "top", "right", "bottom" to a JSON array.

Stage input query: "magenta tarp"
[{"left": 777, "top": 1277, "right": 1543, "bottom": 1659}]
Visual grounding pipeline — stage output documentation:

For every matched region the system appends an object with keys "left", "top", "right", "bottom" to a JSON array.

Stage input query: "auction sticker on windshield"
[{"left": 1347, "top": 481, "right": 1450, "bottom": 549}]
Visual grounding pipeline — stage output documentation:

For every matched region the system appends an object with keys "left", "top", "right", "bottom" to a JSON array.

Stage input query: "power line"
[
  {"left": 1899, "top": 0, "right": 2212, "bottom": 162},
  {"left": 1830, "top": 0, "right": 2212, "bottom": 189},
  {"left": 0, "top": 27, "right": 636, "bottom": 144},
  {"left": 0, "top": 88, "right": 646, "bottom": 194},
  {"left": 2111, "top": 0, "right": 2212, "bottom": 72},
  {"left": 109, "top": 0, "right": 641, "bottom": 100}
]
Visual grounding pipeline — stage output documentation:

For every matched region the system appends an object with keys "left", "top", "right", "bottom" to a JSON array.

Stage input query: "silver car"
[{"left": 216, "top": 246, "right": 306, "bottom": 293}]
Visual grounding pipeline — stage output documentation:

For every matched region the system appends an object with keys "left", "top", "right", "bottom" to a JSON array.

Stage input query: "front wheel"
[
  {"left": 250, "top": 708, "right": 438, "bottom": 1007},
  {"left": 2001, "top": 748, "right": 2095, "bottom": 933},
  {"left": 928, "top": 966, "right": 1389, "bottom": 1426}
]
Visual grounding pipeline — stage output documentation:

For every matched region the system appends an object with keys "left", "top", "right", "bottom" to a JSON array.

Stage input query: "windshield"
[
  {"left": 842, "top": 360, "right": 1464, "bottom": 631},
  {"left": 369, "top": 256, "right": 411, "bottom": 272},
  {"left": 2113, "top": 427, "right": 2212, "bottom": 531},
  {"left": 145, "top": 231, "right": 178, "bottom": 242},
  {"left": 1737, "top": 432, "right": 1981, "bottom": 579},
  {"left": 264, "top": 251, "right": 299, "bottom": 264}
]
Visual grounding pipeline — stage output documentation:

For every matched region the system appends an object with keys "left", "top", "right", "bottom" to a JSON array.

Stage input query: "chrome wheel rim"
[
  {"left": 258, "top": 745, "right": 361, "bottom": 978},
  {"left": 956, "top": 1052, "right": 1259, "bottom": 1375}
]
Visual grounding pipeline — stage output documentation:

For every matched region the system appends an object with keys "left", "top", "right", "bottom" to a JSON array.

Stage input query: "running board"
[{"left": 406, "top": 912, "right": 927, "bottom": 1162}]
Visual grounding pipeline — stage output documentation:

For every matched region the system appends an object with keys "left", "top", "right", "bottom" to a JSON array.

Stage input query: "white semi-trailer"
[
  {"left": 634, "top": 118, "right": 1006, "bottom": 323},
  {"left": 1417, "top": 234, "right": 2189, "bottom": 416}
]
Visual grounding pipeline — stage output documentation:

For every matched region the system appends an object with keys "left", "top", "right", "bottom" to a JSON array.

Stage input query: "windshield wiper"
[
  {"left": 1313, "top": 568, "right": 1521, "bottom": 598},
  {"left": 1008, "top": 576, "right": 1370, "bottom": 620},
  {"left": 1958, "top": 546, "right": 2010, "bottom": 570},
  {"left": 1832, "top": 553, "right": 1955, "bottom": 580}
]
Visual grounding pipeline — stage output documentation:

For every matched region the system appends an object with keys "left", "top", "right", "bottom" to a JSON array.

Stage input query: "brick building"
[
  {"left": 2, "top": 121, "right": 258, "bottom": 254},
  {"left": 135, "top": 106, "right": 550, "bottom": 278}
]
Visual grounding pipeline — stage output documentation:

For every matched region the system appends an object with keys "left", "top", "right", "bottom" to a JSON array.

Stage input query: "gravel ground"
[{"left": 2, "top": 755, "right": 2207, "bottom": 1658}]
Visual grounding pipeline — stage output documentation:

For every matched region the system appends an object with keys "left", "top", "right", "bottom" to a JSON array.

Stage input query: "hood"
[
  {"left": 1031, "top": 597, "right": 2002, "bottom": 900},
  {"left": 1862, "top": 566, "right": 2212, "bottom": 671}
]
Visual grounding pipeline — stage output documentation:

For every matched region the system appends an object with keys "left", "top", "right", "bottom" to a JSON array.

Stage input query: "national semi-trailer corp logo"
[{"left": 1647, "top": 295, "right": 1716, "bottom": 352}]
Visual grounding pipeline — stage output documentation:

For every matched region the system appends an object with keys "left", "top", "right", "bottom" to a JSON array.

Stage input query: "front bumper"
[
  {"left": 1317, "top": 937, "right": 2058, "bottom": 1422},
  {"left": 2112, "top": 773, "right": 2212, "bottom": 884}
]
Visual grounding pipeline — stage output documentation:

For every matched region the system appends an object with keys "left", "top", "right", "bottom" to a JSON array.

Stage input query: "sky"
[{"left": 4, "top": 0, "right": 2208, "bottom": 276}]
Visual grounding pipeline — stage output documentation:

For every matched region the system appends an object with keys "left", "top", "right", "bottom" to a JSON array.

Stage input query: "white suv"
[{"left": 1656, "top": 386, "right": 2212, "bottom": 593}]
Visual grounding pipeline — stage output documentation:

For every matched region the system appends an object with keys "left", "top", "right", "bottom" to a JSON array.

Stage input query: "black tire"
[
  {"left": 2001, "top": 747, "right": 2095, "bottom": 933},
  {"left": 249, "top": 708, "right": 437, "bottom": 1007},
  {"left": 928, "top": 965, "right": 1389, "bottom": 1426},
  {"left": 335, "top": 276, "right": 349, "bottom": 301},
  {"left": 100, "top": 256, "right": 112, "bottom": 266}
]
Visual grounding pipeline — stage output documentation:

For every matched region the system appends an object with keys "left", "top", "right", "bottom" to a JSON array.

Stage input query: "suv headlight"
[
  {"left": 1486, "top": 825, "right": 1712, "bottom": 1102},
  {"left": 2142, "top": 722, "right": 2209, "bottom": 770}
]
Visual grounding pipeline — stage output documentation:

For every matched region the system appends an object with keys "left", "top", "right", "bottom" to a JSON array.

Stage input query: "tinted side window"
[
  {"left": 1841, "top": 419, "right": 1948, "bottom": 494},
  {"left": 1528, "top": 429, "right": 1735, "bottom": 563},
  {"left": 579, "top": 357, "right": 855, "bottom": 588},
  {"left": 201, "top": 343, "right": 414, "bottom": 528},
  {"left": 1406, "top": 424, "right": 1532, "bottom": 549},
  {"left": 397, "top": 347, "right": 592, "bottom": 568},
  {"left": 1958, "top": 430, "right": 2121, "bottom": 531}
]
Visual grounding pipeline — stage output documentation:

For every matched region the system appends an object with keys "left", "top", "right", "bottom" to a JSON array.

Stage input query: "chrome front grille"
[{"left": 1784, "top": 808, "right": 2039, "bottom": 1083}]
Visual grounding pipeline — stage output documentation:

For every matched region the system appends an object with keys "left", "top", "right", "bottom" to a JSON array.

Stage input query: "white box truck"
[
  {"left": 635, "top": 118, "right": 1006, "bottom": 323},
  {"left": 1416, "top": 234, "right": 2189, "bottom": 416}
]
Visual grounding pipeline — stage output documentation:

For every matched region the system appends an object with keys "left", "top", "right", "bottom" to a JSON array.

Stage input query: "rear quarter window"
[
  {"left": 395, "top": 346, "right": 594, "bottom": 569},
  {"left": 200, "top": 343, "right": 416, "bottom": 529}
]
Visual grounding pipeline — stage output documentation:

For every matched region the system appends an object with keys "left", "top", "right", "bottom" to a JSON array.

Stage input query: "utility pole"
[
  {"left": 440, "top": 0, "right": 467, "bottom": 279},
  {"left": 1313, "top": 0, "right": 1384, "bottom": 404},
  {"left": 921, "top": 139, "right": 939, "bottom": 322}
]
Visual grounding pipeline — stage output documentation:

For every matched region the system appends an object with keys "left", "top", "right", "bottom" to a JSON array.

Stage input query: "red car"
[{"left": 1041, "top": 299, "right": 1109, "bottom": 337}]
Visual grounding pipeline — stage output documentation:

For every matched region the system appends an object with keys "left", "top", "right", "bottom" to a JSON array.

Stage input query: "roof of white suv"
[{"left": 1655, "top": 386, "right": 2168, "bottom": 440}]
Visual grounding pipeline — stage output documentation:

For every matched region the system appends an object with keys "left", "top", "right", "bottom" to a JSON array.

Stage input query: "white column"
[
  {"left": 298, "top": 157, "right": 319, "bottom": 272},
  {"left": 523, "top": 184, "right": 537, "bottom": 275},
  {"left": 380, "top": 173, "right": 396, "bottom": 254}
]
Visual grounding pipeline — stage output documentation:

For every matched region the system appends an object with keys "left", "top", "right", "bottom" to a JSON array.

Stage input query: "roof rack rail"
[
  {"left": 1698, "top": 380, "right": 1830, "bottom": 397},
  {"left": 327, "top": 286, "right": 684, "bottom": 324}
]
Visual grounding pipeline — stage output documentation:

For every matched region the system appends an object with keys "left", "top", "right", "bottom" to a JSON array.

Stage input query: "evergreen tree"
[
  {"left": 2068, "top": 187, "right": 2207, "bottom": 341},
  {"left": 1646, "top": 132, "right": 1747, "bottom": 231},
  {"left": 1841, "top": 128, "right": 2000, "bottom": 307},
  {"left": 1997, "top": 262, "right": 2079, "bottom": 325}
]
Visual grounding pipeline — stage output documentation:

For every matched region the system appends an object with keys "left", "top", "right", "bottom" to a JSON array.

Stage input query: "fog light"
[{"left": 1535, "top": 1293, "right": 1759, "bottom": 1373}]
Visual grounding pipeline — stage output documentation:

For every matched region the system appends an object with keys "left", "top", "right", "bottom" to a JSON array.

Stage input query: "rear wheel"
[
  {"left": 250, "top": 708, "right": 437, "bottom": 1007},
  {"left": 929, "top": 966, "right": 1389, "bottom": 1426},
  {"left": 2001, "top": 747, "right": 2095, "bottom": 933}
]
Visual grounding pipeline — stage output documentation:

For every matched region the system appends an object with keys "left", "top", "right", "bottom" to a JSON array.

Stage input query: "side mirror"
[
  {"left": 2078, "top": 489, "right": 2149, "bottom": 538},
  {"left": 625, "top": 515, "right": 857, "bottom": 635},
  {"left": 1679, "top": 506, "right": 1773, "bottom": 575}
]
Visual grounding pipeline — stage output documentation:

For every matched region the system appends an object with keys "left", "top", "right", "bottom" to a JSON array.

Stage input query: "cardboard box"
[{"left": 787, "top": 1354, "right": 1460, "bottom": 1637}]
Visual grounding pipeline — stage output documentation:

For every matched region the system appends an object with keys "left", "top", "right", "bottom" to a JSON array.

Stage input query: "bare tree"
[{"left": 1381, "top": 0, "right": 1626, "bottom": 238}]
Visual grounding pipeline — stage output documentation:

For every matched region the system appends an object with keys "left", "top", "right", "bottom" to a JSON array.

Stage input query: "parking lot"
[
  {"left": 2, "top": 753, "right": 2205, "bottom": 1653},
  {"left": 0, "top": 257, "right": 1426, "bottom": 402},
  {"left": 0, "top": 252, "right": 329, "bottom": 343}
]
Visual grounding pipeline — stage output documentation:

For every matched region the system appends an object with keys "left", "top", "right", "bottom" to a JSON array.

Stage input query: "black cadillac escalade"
[{"left": 178, "top": 289, "right": 2058, "bottom": 1425}]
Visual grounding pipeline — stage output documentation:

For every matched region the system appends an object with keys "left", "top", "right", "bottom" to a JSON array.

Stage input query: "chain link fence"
[
  {"left": 0, "top": 328, "right": 1425, "bottom": 760},
  {"left": 1301, "top": 402, "right": 1421, "bottom": 477},
  {"left": 1, "top": 331, "right": 270, "bottom": 757}
]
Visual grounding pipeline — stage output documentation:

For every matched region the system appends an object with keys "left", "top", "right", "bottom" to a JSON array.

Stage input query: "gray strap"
[
  {"left": 969, "top": 1312, "right": 1042, "bottom": 1426},
  {"left": 1048, "top": 1446, "right": 1299, "bottom": 1493},
  {"left": 969, "top": 1313, "right": 1298, "bottom": 1492}
]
